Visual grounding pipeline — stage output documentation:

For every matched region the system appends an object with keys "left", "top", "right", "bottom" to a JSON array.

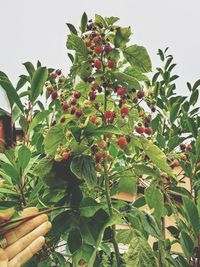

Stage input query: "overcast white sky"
[{"left": 0, "top": 0, "right": 200, "bottom": 112}]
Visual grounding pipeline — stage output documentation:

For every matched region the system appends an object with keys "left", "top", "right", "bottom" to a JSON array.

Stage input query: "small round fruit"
[
  {"left": 121, "top": 107, "right": 129, "bottom": 116},
  {"left": 70, "top": 98, "right": 77, "bottom": 105},
  {"left": 98, "top": 140, "right": 107, "bottom": 149},
  {"left": 92, "top": 83, "right": 100, "bottom": 91},
  {"left": 104, "top": 110, "right": 114, "bottom": 119},
  {"left": 62, "top": 151, "right": 70, "bottom": 160},
  {"left": 117, "top": 137, "right": 127, "bottom": 149},
  {"left": 46, "top": 85, "right": 53, "bottom": 92},
  {"left": 94, "top": 60, "right": 102, "bottom": 69},
  {"left": 180, "top": 153, "right": 187, "bottom": 160},
  {"left": 54, "top": 154, "right": 63, "bottom": 162},
  {"left": 70, "top": 107, "right": 76, "bottom": 114},
  {"left": 50, "top": 72, "right": 57, "bottom": 79},
  {"left": 136, "top": 126, "right": 145, "bottom": 134},
  {"left": 62, "top": 102, "right": 70, "bottom": 111},
  {"left": 145, "top": 127, "right": 153, "bottom": 135},
  {"left": 186, "top": 144, "right": 192, "bottom": 151},
  {"left": 55, "top": 69, "right": 62, "bottom": 75},
  {"left": 93, "top": 36, "right": 101, "bottom": 43},
  {"left": 95, "top": 152, "right": 103, "bottom": 162},
  {"left": 94, "top": 45, "right": 103, "bottom": 54},
  {"left": 74, "top": 91, "right": 81, "bottom": 99},
  {"left": 117, "top": 87, "right": 126, "bottom": 96},
  {"left": 88, "top": 91, "right": 96, "bottom": 100},
  {"left": 151, "top": 106, "right": 156, "bottom": 112},
  {"left": 105, "top": 133, "right": 113, "bottom": 139},
  {"left": 107, "top": 59, "right": 116, "bottom": 69},
  {"left": 137, "top": 90, "right": 145, "bottom": 99},
  {"left": 104, "top": 44, "right": 112, "bottom": 53},
  {"left": 75, "top": 109, "right": 83, "bottom": 117},
  {"left": 51, "top": 90, "right": 58, "bottom": 100},
  {"left": 60, "top": 116, "right": 65, "bottom": 123},
  {"left": 171, "top": 159, "right": 180, "bottom": 168},
  {"left": 180, "top": 143, "right": 186, "bottom": 150}
]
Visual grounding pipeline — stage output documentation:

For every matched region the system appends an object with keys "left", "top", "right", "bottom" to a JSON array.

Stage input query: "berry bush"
[{"left": 0, "top": 13, "right": 200, "bottom": 267}]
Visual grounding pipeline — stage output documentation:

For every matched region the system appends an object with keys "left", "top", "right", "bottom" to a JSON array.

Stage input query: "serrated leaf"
[
  {"left": 30, "top": 67, "right": 48, "bottom": 102},
  {"left": 84, "top": 124, "right": 121, "bottom": 136},
  {"left": 32, "top": 157, "right": 53, "bottom": 179},
  {"left": 124, "top": 67, "right": 149, "bottom": 81},
  {"left": 116, "top": 229, "right": 134, "bottom": 244},
  {"left": 123, "top": 45, "right": 152, "bottom": 73},
  {"left": 70, "top": 155, "right": 96, "bottom": 187},
  {"left": 105, "top": 16, "right": 119, "bottom": 26},
  {"left": 95, "top": 14, "right": 106, "bottom": 27},
  {"left": 114, "top": 71, "right": 141, "bottom": 90},
  {"left": 66, "top": 34, "right": 88, "bottom": 58},
  {"left": 126, "top": 230, "right": 157, "bottom": 267},
  {"left": 114, "top": 27, "right": 131, "bottom": 48}
]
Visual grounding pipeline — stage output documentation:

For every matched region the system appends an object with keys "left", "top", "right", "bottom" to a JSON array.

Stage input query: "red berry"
[
  {"left": 94, "top": 60, "right": 102, "bottom": 69},
  {"left": 62, "top": 151, "right": 70, "bottom": 160},
  {"left": 70, "top": 107, "right": 76, "bottom": 114},
  {"left": 104, "top": 44, "right": 113, "bottom": 53},
  {"left": 145, "top": 127, "right": 153, "bottom": 135},
  {"left": 85, "top": 41, "right": 91, "bottom": 47},
  {"left": 117, "top": 137, "right": 127, "bottom": 149},
  {"left": 51, "top": 90, "right": 58, "bottom": 100},
  {"left": 107, "top": 60, "right": 116, "bottom": 69},
  {"left": 70, "top": 98, "right": 77, "bottom": 105},
  {"left": 74, "top": 91, "right": 81, "bottom": 99},
  {"left": 136, "top": 126, "right": 145, "bottom": 134},
  {"left": 104, "top": 110, "right": 114, "bottom": 119},
  {"left": 121, "top": 107, "right": 129, "bottom": 116},
  {"left": 117, "top": 87, "right": 126, "bottom": 96},
  {"left": 88, "top": 91, "right": 96, "bottom": 100},
  {"left": 93, "top": 36, "right": 101, "bottom": 43},
  {"left": 94, "top": 45, "right": 103, "bottom": 54},
  {"left": 98, "top": 140, "right": 107, "bottom": 149},
  {"left": 62, "top": 102, "right": 70, "bottom": 111},
  {"left": 95, "top": 152, "right": 103, "bottom": 162},
  {"left": 171, "top": 159, "right": 180, "bottom": 168},
  {"left": 55, "top": 69, "right": 62, "bottom": 75},
  {"left": 60, "top": 116, "right": 65, "bottom": 123},
  {"left": 89, "top": 115, "right": 97, "bottom": 124},
  {"left": 92, "top": 83, "right": 100, "bottom": 91},
  {"left": 180, "top": 143, "right": 186, "bottom": 150},
  {"left": 50, "top": 72, "right": 57, "bottom": 79},
  {"left": 137, "top": 90, "right": 145, "bottom": 99},
  {"left": 75, "top": 109, "right": 83, "bottom": 117},
  {"left": 186, "top": 144, "right": 192, "bottom": 151}
]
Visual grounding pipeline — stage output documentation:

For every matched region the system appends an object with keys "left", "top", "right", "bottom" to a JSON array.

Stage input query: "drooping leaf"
[
  {"left": 180, "top": 231, "right": 194, "bottom": 259},
  {"left": 70, "top": 155, "right": 96, "bottom": 187},
  {"left": 123, "top": 45, "right": 152, "bottom": 72},
  {"left": 30, "top": 67, "right": 48, "bottom": 102},
  {"left": 18, "top": 145, "right": 31, "bottom": 169},
  {"left": 126, "top": 230, "right": 157, "bottom": 267}
]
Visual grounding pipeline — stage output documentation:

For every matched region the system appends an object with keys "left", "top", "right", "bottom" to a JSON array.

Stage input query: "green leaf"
[
  {"left": 1, "top": 163, "right": 20, "bottom": 184},
  {"left": 114, "top": 71, "right": 141, "bottom": 90},
  {"left": 182, "top": 196, "right": 200, "bottom": 237},
  {"left": 95, "top": 14, "right": 106, "bottom": 27},
  {"left": 114, "top": 27, "right": 131, "bottom": 48},
  {"left": 32, "top": 157, "right": 53, "bottom": 178},
  {"left": 124, "top": 67, "right": 149, "bottom": 81},
  {"left": 44, "top": 124, "right": 66, "bottom": 155},
  {"left": 145, "top": 184, "right": 164, "bottom": 219},
  {"left": 170, "top": 102, "right": 180, "bottom": 123},
  {"left": 70, "top": 155, "right": 96, "bottom": 187},
  {"left": 140, "top": 137, "right": 175, "bottom": 178},
  {"left": 66, "top": 34, "right": 88, "bottom": 58},
  {"left": 123, "top": 45, "right": 152, "bottom": 72},
  {"left": 116, "top": 229, "right": 134, "bottom": 244},
  {"left": 66, "top": 23, "right": 77, "bottom": 35},
  {"left": 72, "top": 244, "right": 94, "bottom": 267},
  {"left": 0, "top": 79, "right": 24, "bottom": 112},
  {"left": 16, "top": 75, "right": 29, "bottom": 91},
  {"left": 196, "top": 130, "right": 200, "bottom": 160},
  {"left": 30, "top": 67, "right": 48, "bottom": 102},
  {"left": 23, "top": 62, "right": 35, "bottom": 77},
  {"left": 68, "top": 228, "right": 82, "bottom": 253},
  {"left": 79, "top": 197, "right": 102, "bottom": 217},
  {"left": 117, "top": 173, "right": 137, "bottom": 195},
  {"left": 80, "top": 12, "right": 88, "bottom": 33},
  {"left": 29, "top": 110, "right": 51, "bottom": 132},
  {"left": 189, "top": 89, "right": 199, "bottom": 106},
  {"left": 192, "top": 79, "right": 200, "bottom": 91},
  {"left": 126, "top": 230, "right": 157, "bottom": 267},
  {"left": 105, "top": 16, "right": 119, "bottom": 26},
  {"left": 180, "top": 231, "right": 194, "bottom": 259},
  {"left": 84, "top": 124, "right": 121, "bottom": 136},
  {"left": 18, "top": 145, "right": 31, "bottom": 169}
]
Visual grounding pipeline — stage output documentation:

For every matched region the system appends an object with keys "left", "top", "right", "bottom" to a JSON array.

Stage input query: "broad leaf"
[
  {"left": 23, "top": 62, "right": 35, "bottom": 77},
  {"left": 114, "top": 71, "right": 141, "bottom": 90},
  {"left": 84, "top": 124, "right": 121, "bottom": 136},
  {"left": 117, "top": 172, "right": 137, "bottom": 195},
  {"left": 30, "top": 67, "right": 48, "bottom": 102},
  {"left": 18, "top": 145, "right": 31, "bottom": 169},
  {"left": 180, "top": 231, "right": 194, "bottom": 259},
  {"left": 66, "top": 34, "right": 88, "bottom": 58},
  {"left": 114, "top": 27, "right": 131, "bottom": 48},
  {"left": 123, "top": 45, "right": 152, "bottom": 72},
  {"left": 70, "top": 155, "right": 96, "bottom": 187},
  {"left": 79, "top": 197, "right": 102, "bottom": 217}
]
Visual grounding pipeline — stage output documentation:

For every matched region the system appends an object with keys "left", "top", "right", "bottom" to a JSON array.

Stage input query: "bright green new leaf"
[
  {"left": 123, "top": 45, "right": 152, "bottom": 72},
  {"left": 30, "top": 67, "right": 48, "bottom": 102}
]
